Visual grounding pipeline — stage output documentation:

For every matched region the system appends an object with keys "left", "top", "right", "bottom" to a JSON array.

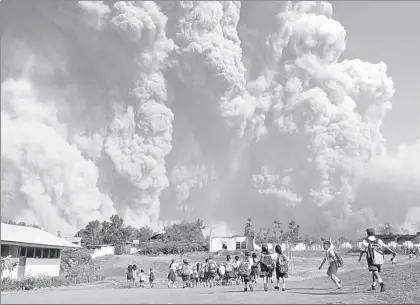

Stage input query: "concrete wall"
[
  {"left": 210, "top": 237, "right": 255, "bottom": 252},
  {"left": 24, "top": 258, "right": 60, "bottom": 278},
  {"left": 90, "top": 246, "right": 115, "bottom": 258}
]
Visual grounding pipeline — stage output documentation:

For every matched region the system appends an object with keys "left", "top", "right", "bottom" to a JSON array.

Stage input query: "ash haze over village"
[{"left": 1, "top": 0, "right": 419, "bottom": 239}]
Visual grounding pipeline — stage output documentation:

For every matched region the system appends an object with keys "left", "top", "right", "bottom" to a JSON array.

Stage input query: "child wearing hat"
[{"left": 358, "top": 227, "right": 396, "bottom": 292}]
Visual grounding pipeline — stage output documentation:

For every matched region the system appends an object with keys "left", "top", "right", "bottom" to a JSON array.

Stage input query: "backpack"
[
  {"left": 225, "top": 261, "right": 233, "bottom": 272},
  {"left": 238, "top": 259, "right": 251, "bottom": 277},
  {"left": 208, "top": 260, "right": 217, "bottom": 274},
  {"left": 149, "top": 271, "right": 155, "bottom": 281},
  {"left": 260, "top": 253, "right": 274, "bottom": 270},
  {"left": 366, "top": 238, "right": 384, "bottom": 265},
  {"left": 276, "top": 254, "right": 289, "bottom": 273},
  {"left": 199, "top": 266, "right": 205, "bottom": 278},
  {"left": 182, "top": 264, "right": 191, "bottom": 276},
  {"left": 334, "top": 252, "right": 344, "bottom": 268},
  {"left": 218, "top": 265, "right": 225, "bottom": 276}
]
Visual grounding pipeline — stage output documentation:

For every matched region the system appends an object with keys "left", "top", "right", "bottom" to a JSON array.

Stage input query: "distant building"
[
  {"left": 1, "top": 223, "right": 80, "bottom": 280},
  {"left": 85, "top": 244, "right": 115, "bottom": 258},
  {"left": 209, "top": 236, "right": 256, "bottom": 252},
  {"left": 64, "top": 237, "right": 82, "bottom": 247}
]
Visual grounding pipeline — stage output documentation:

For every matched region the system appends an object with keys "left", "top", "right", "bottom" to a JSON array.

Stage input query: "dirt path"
[{"left": 2, "top": 275, "right": 380, "bottom": 304}]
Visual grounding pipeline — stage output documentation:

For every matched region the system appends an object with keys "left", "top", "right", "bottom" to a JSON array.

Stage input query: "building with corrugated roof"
[{"left": 1, "top": 223, "right": 80, "bottom": 280}]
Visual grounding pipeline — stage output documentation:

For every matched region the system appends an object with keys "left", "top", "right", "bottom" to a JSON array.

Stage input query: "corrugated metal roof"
[
  {"left": 64, "top": 237, "right": 82, "bottom": 243},
  {"left": 1, "top": 223, "right": 81, "bottom": 249}
]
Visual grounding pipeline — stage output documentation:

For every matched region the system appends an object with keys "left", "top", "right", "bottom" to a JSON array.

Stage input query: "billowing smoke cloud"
[
  {"left": 1, "top": 1, "right": 417, "bottom": 239},
  {"left": 1, "top": 1, "right": 175, "bottom": 233}
]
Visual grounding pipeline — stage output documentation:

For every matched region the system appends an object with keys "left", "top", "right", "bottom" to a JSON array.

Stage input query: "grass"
[{"left": 328, "top": 260, "right": 420, "bottom": 304}]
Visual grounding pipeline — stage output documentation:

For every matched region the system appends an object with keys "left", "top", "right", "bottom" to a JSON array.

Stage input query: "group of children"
[
  {"left": 126, "top": 264, "right": 155, "bottom": 288},
  {"left": 127, "top": 227, "right": 400, "bottom": 293},
  {"left": 165, "top": 245, "right": 290, "bottom": 292}
]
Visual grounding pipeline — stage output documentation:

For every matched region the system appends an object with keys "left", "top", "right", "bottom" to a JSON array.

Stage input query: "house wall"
[
  {"left": 90, "top": 246, "right": 115, "bottom": 258},
  {"left": 24, "top": 258, "right": 61, "bottom": 278},
  {"left": 210, "top": 237, "right": 254, "bottom": 252}
]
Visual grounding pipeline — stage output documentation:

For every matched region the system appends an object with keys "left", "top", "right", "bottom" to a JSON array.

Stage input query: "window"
[
  {"left": 35, "top": 248, "right": 42, "bottom": 258},
  {"left": 49, "top": 249, "right": 56, "bottom": 258},
  {"left": 222, "top": 242, "right": 227, "bottom": 250},
  {"left": 236, "top": 242, "right": 240, "bottom": 250},
  {"left": 43, "top": 248, "right": 50, "bottom": 258},
  {"left": 1, "top": 245, "right": 10, "bottom": 258},
  {"left": 241, "top": 241, "right": 246, "bottom": 249},
  {"left": 56, "top": 249, "right": 61, "bottom": 258},
  {"left": 26, "top": 247, "right": 35, "bottom": 258},
  {"left": 20, "top": 247, "right": 27, "bottom": 257}
]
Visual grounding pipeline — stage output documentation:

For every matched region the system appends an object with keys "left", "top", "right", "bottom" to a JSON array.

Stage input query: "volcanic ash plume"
[
  {"left": 242, "top": 1, "right": 395, "bottom": 234},
  {"left": 1, "top": 1, "right": 175, "bottom": 233}
]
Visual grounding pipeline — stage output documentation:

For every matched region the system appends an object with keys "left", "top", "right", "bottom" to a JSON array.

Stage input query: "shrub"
[
  {"left": 1, "top": 275, "right": 69, "bottom": 291},
  {"left": 137, "top": 241, "right": 207, "bottom": 256},
  {"left": 1, "top": 256, "right": 19, "bottom": 277},
  {"left": 60, "top": 248, "right": 105, "bottom": 284}
]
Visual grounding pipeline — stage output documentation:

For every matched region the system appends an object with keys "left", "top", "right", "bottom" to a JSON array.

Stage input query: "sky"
[
  {"left": 332, "top": 1, "right": 420, "bottom": 149},
  {"left": 1, "top": 1, "right": 419, "bottom": 239}
]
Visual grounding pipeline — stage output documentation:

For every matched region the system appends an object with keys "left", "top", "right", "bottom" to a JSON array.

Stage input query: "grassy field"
[{"left": 2, "top": 252, "right": 419, "bottom": 304}]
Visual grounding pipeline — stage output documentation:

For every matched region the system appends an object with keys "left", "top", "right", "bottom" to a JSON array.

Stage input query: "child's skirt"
[
  {"left": 326, "top": 261, "right": 338, "bottom": 276},
  {"left": 168, "top": 269, "right": 177, "bottom": 282}
]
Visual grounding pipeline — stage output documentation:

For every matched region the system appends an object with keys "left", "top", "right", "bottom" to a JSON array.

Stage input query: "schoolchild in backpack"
[
  {"left": 181, "top": 259, "right": 191, "bottom": 288},
  {"left": 260, "top": 244, "right": 274, "bottom": 292},
  {"left": 318, "top": 240, "right": 342, "bottom": 289},
  {"left": 234, "top": 255, "right": 241, "bottom": 285},
  {"left": 238, "top": 251, "right": 253, "bottom": 292},
  {"left": 127, "top": 265, "right": 135, "bottom": 287},
  {"left": 250, "top": 253, "right": 260, "bottom": 284},
  {"left": 274, "top": 245, "right": 288, "bottom": 291},
  {"left": 358, "top": 228, "right": 396, "bottom": 292},
  {"left": 207, "top": 256, "right": 219, "bottom": 288},
  {"left": 225, "top": 255, "right": 235, "bottom": 285}
]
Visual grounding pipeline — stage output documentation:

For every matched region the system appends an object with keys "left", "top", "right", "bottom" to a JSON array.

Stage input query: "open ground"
[{"left": 2, "top": 253, "right": 419, "bottom": 304}]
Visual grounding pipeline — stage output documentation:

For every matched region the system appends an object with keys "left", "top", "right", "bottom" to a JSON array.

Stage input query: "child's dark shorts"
[
  {"left": 182, "top": 275, "right": 189, "bottom": 281},
  {"left": 367, "top": 258, "right": 381, "bottom": 272},
  {"left": 276, "top": 271, "right": 288, "bottom": 279},
  {"left": 242, "top": 275, "right": 250, "bottom": 284}
]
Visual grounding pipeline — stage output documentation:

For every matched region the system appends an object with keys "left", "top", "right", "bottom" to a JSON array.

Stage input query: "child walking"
[
  {"left": 260, "top": 244, "right": 275, "bottom": 292},
  {"left": 238, "top": 251, "right": 253, "bottom": 292},
  {"left": 149, "top": 268, "right": 155, "bottom": 288},
  {"left": 167, "top": 258, "right": 178, "bottom": 288},
  {"left": 139, "top": 269, "right": 146, "bottom": 288},
  {"left": 181, "top": 259, "right": 192, "bottom": 288},
  {"left": 274, "top": 244, "right": 288, "bottom": 291},
  {"left": 319, "top": 240, "right": 342, "bottom": 289},
  {"left": 358, "top": 228, "right": 396, "bottom": 292}
]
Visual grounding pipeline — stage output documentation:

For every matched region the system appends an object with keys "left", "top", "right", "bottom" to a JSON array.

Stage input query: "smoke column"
[{"left": 1, "top": 1, "right": 417, "bottom": 237}]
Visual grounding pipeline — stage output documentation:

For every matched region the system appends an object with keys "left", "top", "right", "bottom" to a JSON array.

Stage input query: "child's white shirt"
[
  {"left": 361, "top": 236, "right": 386, "bottom": 251},
  {"left": 325, "top": 248, "right": 336, "bottom": 263},
  {"left": 139, "top": 273, "right": 146, "bottom": 281}
]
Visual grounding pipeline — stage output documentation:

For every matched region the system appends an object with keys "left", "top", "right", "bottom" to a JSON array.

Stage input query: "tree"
[
  {"left": 132, "top": 226, "right": 154, "bottom": 242},
  {"left": 273, "top": 220, "right": 282, "bottom": 244},
  {"left": 285, "top": 220, "right": 300, "bottom": 245},
  {"left": 244, "top": 218, "right": 254, "bottom": 237},
  {"left": 75, "top": 220, "right": 102, "bottom": 245},
  {"left": 378, "top": 222, "right": 393, "bottom": 235},
  {"left": 338, "top": 237, "right": 348, "bottom": 244}
]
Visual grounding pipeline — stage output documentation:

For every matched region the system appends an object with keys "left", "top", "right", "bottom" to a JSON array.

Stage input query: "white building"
[
  {"left": 1, "top": 223, "right": 80, "bottom": 280},
  {"left": 86, "top": 244, "right": 115, "bottom": 258},
  {"left": 210, "top": 236, "right": 256, "bottom": 252}
]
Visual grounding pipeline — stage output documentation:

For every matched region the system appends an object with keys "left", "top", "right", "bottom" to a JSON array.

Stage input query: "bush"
[
  {"left": 137, "top": 241, "right": 207, "bottom": 256},
  {"left": 60, "top": 248, "right": 105, "bottom": 284},
  {"left": 1, "top": 275, "right": 68, "bottom": 291}
]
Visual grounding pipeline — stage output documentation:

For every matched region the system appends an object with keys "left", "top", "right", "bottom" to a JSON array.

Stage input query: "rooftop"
[
  {"left": 64, "top": 237, "right": 83, "bottom": 243},
  {"left": 1, "top": 223, "right": 80, "bottom": 249}
]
